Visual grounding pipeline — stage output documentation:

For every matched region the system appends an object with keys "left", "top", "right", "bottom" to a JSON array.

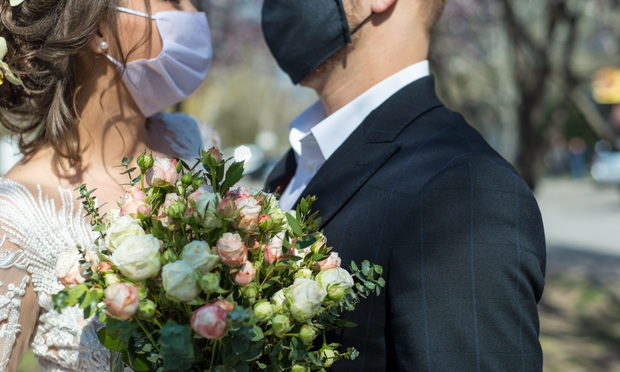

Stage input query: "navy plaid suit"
[{"left": 265, "top": 76, "right": 546, "bottom": 371}]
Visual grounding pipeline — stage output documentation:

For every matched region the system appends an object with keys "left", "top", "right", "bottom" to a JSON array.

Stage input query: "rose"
[
  {"left": 104, "top": 214, "right": 145, "bottom": 253},
  {"left": 318, "top": 252, "right": 341, "bottom": 271},
  {"left": 217, "top": 197, "right": 234, "bottom": 218},
  {"left": 199, "top": 272, "right": 220, "bottom": 294},
  {"left": 263, "top": 232, "right": 285, "bottom": 264},
  {"left": 253, "top": 300, "right": 274, "bottom": 323},
  {"left": 213, "top": 299, "right": 234, "bottom": 312},
  {"left": 271, "top": 314, "right": 291, "bottom": 337},
  {"left": 191, "top": 304, "right": 228, "bottom": 339},
  {"left": 110, "top": 234, "right": 161, "bottom": 281},
  {"left": 286, "top": 278, "right": 327, "bottom": 322},
  {"left": 155, "top": 193, "right": 181, "bottom": 231},
  {"left": 105, "top": 283, "right": 140, "bottom": 320},
  {"left": 120, "top": 185, "right": 152, "bottom": 218},
  {"left": 145, "top": 157, "right": 178, "bottom": 187},
  {"left": 56, "top": 247, "right": 85, "bottom": 286},
  {"left": 232, "top": 196, "right": 262, "bottom": 233},
  {"left": 162, "top": 260, "right": 200, "bottom": 302},
  {"left": 299, "top": 324, "right": 318, "bottom": 345},
  {"left": 195, "top": 192, "right": 223, "bottom": 229},
  {"left": 216, "top": 233, "right": 247, "bottom": 267},
  {"left": 188, "top": 185, "right": 213, "bottom": 204},
  {"left": 182, "top": 241, "right": 219, "bottom": 273},
  {"left": 315, "top": 268, "right": 354, "bottom": 301},
  {"left": 232, "top": 261, "right": 256, "bottom": 286},
  {"left": 270, "top": 289, "right": 286, "bottom": 313},
  {"left": 293, "top": 268, "right": 313, "bottom": 280}
]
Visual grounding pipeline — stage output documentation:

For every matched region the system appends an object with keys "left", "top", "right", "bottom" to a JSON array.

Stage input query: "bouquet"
[{"left": 53, "top": 148, "right": 385, "bottom": 371}]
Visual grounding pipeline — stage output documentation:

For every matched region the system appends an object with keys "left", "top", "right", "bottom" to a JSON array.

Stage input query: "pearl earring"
[{"left": 100, "top": 41, "right": 108, "bottom": 51}]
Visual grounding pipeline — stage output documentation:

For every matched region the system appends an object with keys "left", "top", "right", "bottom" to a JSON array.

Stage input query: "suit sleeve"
[{"left": 387, "top": 161, "right": 546, "bottom": 371}]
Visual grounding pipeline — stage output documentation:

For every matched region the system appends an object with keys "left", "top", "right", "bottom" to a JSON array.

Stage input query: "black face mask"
[{"left": 261, "top": 0, "right": 372, "bottom": 84}]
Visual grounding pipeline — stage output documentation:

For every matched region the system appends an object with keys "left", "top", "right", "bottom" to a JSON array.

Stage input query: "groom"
[{"left": 262, "top": 0, "right": 546, "bottom": 371}]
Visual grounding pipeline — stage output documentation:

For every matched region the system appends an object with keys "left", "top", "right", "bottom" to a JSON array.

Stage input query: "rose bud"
[
  {"left": 191, "top": 304, "right": 227, "bottom": 339},
  {"left": 199, "top": 272, "right": 221, "bottom": 294},
  {"left": 263, "top": 232, "right": 285, "bottom": 264},
  {"left": 299, "top": 324, "right": 319, "bottom": 346},
  {"left": 201, "top": 147, "right": 223, "bottom": 168},
  {"left": 145, "top": 157, "right": 178, "bottom": 187},
  {"left": 99, "top": 261, "right": 114, "bottom": 273},
  {"left": 317, "top": 252, "right": 341, "bottom": 271},
  {"left": 216, "top": 197, "right": 235, "bottom": 218},
  {"left": 105, "top": 283, "right": 140, "bottom": 320},
  {"left": 253, "top": 300, "right": 274, "bottom": 323},
  {"left": 137, "top": 152, "right": 154, "bottom": 173},
  {"left": 104, "top": 273, "right": 122, "bottom": 286},
  {"left": 154, "top": 193, "right": 181, "bottom": 231},
  {"left": 258, "top": 214, "right": 274, "bottom": 232},
  {"left": 242, "top": 283, "right": 259, "bottom": 301},
  {"left": 232, "top": 261, "right": 256, "bottom": 286},
  {"left": 216, "top": 233, "right": 247, "bottom": 267},
  {"left": 315, "top": 268, "right": 354, "bottom": 302},
  {"left": 270, "top": 314, "right": 291, "bottom": 338},
  {"left": 120, "top": 185, "right": 151, "bottom": 218},
  {"left": 320, "top": 348, "right": 338, "bottom": 368},
  {"left": 138, "top": 299, "right": 157, "bottom": 318},
  {"left": 181, "top": 173, "right": 193, "bottom": 186},
  {"left": 291, "top": 365, "right": 310, "bottom": 372}
]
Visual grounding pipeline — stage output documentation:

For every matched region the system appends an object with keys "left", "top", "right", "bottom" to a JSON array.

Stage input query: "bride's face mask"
[{"left": 107, "top": 6, "right": 212, "bottom": 117}]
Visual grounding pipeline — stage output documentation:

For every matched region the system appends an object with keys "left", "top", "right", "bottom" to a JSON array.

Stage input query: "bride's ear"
[{"left": 87, "top": 27, "right": 108, "bottom": 54}]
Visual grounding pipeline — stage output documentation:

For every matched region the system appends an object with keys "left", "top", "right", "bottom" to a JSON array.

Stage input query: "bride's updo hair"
[{"left": 0, "top": 0, "right": 136, "bottom": 166}]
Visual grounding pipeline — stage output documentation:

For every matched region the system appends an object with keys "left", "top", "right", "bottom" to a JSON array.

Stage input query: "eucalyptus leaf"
[{"left": 285, "top": 213, "right": 303, "bottom": 236}]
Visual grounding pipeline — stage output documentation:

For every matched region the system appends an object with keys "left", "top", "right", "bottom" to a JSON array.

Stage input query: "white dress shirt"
[{"left": 278, "top": 60, "right": 430, "bottom": 210}]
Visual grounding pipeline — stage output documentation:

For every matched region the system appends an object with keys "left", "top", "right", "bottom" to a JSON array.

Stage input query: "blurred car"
[{"left": 591, "top": 151, "right": 620, "bottom": 185}]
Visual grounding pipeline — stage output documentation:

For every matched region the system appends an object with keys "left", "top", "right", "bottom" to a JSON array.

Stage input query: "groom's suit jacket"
[{"left": 265, "top": 76, "right": 546, "bottom": 371}]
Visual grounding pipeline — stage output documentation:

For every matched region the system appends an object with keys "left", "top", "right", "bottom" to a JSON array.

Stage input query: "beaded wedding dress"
[{"left": 0, "top": 113, "right": 219, "bottom": 371}]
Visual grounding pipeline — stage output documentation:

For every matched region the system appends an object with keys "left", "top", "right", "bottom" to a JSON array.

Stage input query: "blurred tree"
[{"left": 431, "top": 0, "right": 620, "bottom": 189}]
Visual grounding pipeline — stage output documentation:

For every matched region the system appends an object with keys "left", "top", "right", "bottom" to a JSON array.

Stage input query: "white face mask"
[{"left": 108, "top": 7, "right": 212, "bottom": 117}]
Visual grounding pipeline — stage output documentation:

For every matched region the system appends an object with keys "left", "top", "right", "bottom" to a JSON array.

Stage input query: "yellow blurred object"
[{"left": 592, "top": 67, "right": 620, "bottom": 104}]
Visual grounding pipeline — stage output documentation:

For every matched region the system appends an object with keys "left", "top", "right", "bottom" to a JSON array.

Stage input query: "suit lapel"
[
  {"left": 298, "top": 76, "right": 443, "bottom": 228},
  {"left": 264, "top": 148, "right": 296, "bottom": 194}
]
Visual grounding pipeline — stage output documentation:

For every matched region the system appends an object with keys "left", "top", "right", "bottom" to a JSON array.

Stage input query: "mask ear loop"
[
  {"left": 115, "top": 6, "right": 156, "bottom": 19},
  {"left": 351, "top": 12, "right": 375, "bottom": 34}
]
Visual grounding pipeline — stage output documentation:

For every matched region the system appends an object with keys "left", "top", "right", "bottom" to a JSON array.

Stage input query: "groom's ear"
[{"left": 370, "top": 0, "right": 396, "bottom": 13}]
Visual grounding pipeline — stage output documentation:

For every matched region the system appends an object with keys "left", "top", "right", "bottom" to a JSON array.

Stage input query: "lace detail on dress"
[
  {"left": 0, "top": 179, "right": 109, "bottom": 371},
  {"left": 0, "top": 270, "right": 29, "bottom": 372}
]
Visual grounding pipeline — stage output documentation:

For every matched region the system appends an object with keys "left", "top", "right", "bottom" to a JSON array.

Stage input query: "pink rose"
[
  {"left": 188, "top": 185, "right": 212, "bottom": 204},
  {"left": 232, "top": 261, "right": 256, "bottom": 286},
  {"left": 216, "top": 233, "right": 247, "bottom": 267},
  {"left": 233, "top": 197, "right": 261, "bottom": 234},
  {"left": 99, "top": 262, "right": 114, "bottom": 272},
  {"left": 213, "top": 299, "right": 234, "bottom": 312},
  {"left": 263, "top": 232, "right": 285, "bottom": 264},
  {"left": 145, "top": 157, "right": 178, "bottom": 187},
  {"left": 120, "top": 185, "right": 151, "bottom": 218},
  {"left": 105, "top": 283, "right": 140, "bottom": 320},
  {"left": 217, "top": 197, "right": 234, "bottom": 218},
  {"left": 154, "top": 193, "right": 180, "bottom": 230},
  {"left": 191, "top": 304, "right": 227, "bottom": 339},
  {"left": 318, "top": 252, "right": 341, "bottom": 271},
  {"left": 57, "top": 247, "right": 86, "bottom": 286}
]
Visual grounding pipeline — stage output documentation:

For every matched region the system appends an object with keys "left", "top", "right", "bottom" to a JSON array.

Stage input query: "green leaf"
[
  {"left": 298, "top": 198, "right": 309, "bottom": 215},
  {"left": 127, "top": 336, "right": 151, "bottom": 371},
  {"left": 249, "top": 325, "right": 264, "bottom": 342},
  {"left": 110, "top": 351, "right": 125, "bottom": 372},
  {"left": 350, "top": 261, "right": 359, "bottom": 272},
  {"left": 285, "top": 213, "right": 303, "bottom": 236},
  {"left": 231, "top": 334, "right": 249, "bottom": 355},
  {"left": 98, "top": 327, "right": 126, "bottom": 353},
  {"left": 93, "top": 223, "right": 106, "bottom": 232},
  {"left": 221, "top": 161, "right": 245, "bottom": 192},
  {"left": 159, "top": 320, "right": 194, "bottom": 370}
]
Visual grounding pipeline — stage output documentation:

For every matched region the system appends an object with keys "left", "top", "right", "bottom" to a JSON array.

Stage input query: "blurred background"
[{"left": 3, "top": 0, "right": 619, "bottom": 370}]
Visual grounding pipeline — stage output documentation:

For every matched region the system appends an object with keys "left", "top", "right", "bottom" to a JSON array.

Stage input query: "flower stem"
[{"left": 136, "top": 318, "right": 160, "bottom": 353}]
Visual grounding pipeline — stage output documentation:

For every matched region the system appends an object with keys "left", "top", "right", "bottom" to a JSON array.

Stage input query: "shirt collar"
[{"left": 289, "top": 60, "right": 430, "bottom": 160}]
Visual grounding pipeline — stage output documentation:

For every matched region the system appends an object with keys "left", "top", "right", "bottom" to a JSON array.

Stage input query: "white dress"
[{"left": 0, "top": 113, "right": 219, "bottom": 371}]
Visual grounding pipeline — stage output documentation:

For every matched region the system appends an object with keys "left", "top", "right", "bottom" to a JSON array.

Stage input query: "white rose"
[
  {"left": 286, "top": 278, "right": 326, "bottom": 322},
  {"left": 182, "top": 241, "right": 219, "bottom": 273},
  {"left": 105, "top": 214, "right": 145, "bottom": 253},
  {"left": 270, "top": 289, "right": 286, "bottom": 313},
  {"left": 162, "top": 260, "right": 200, "bottom": 302},
  {"left": 315, "top": 268, "right": 354, "bottom": 301},
  {"left": 110, "top": 235, "right": 161, "bottom": 281}
]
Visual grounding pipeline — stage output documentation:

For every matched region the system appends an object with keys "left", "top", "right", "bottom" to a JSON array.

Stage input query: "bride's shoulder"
[{"left": 149, "top": 113, "right": 221, "bottom": 157}]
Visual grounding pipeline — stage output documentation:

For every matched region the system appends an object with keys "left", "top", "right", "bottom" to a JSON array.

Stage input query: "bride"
[{"left": 0, "top": 0, "right": 216, "bottom": 370}]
